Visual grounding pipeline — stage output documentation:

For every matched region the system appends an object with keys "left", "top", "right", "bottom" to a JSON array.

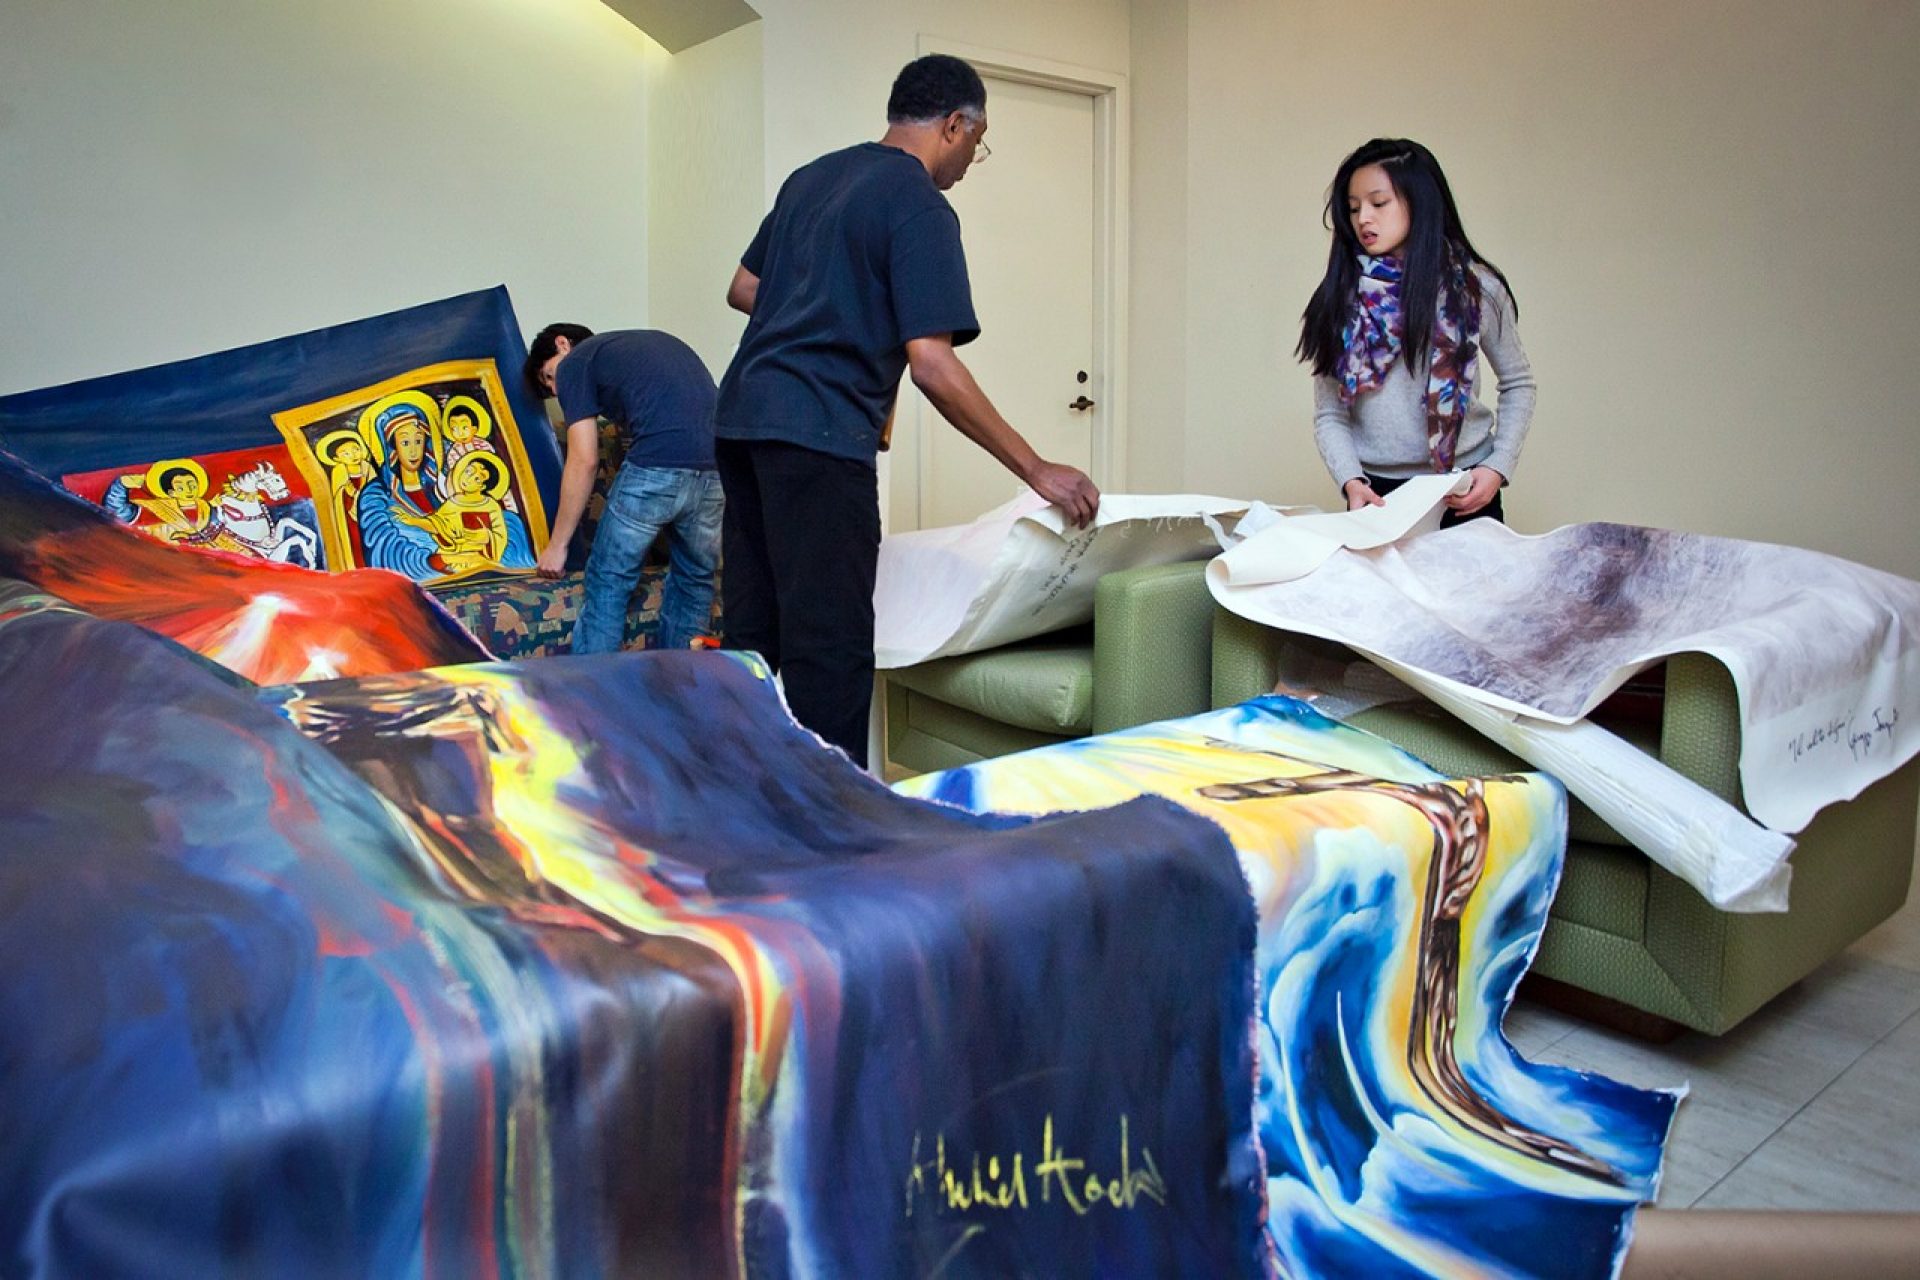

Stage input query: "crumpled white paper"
[{"left": 873, "top": 491, "right": 1252, "bottom": 670}]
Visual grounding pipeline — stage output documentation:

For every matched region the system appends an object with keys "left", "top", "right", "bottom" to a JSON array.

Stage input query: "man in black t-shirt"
[
  {"left": 715, "top": 54, "right": 1099, "bottom": 764},
  {"left": 524, "top": 325, "right": 723, "bottom": 655}
]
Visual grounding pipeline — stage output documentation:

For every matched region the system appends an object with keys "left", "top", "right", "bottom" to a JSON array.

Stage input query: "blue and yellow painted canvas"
[{"left": 897, "top": 699, "right": 1679, "bottom": 1279}]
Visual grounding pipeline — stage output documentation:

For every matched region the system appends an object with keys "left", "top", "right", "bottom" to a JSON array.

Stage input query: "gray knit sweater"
[{"left": 1311, "top": 270, "right": 1535, "bottom": 488}]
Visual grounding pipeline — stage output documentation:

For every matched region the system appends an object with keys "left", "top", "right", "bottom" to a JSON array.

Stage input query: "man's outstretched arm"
[
  {"left": 536, "top": 417, "right": 601, "bottom": 577},
  {"left": 727, "top": 266, "right": 760, "bottom": 316},
  {"left": 905, "top": 334, "right": 1099, "bottom": 527}
]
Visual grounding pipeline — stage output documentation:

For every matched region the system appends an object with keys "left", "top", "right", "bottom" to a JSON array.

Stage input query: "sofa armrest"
[
  {"left": 1657, "top": 651, "right": 1745, "bottom": 806},
  {"left": 1643, "top": 649, "right": 1919, "bottom": 1031},
  {"left": 1090, "top": 560, "right": 1215, "bottom": 735},
  {"left": 1211, "top": 605, "right": 1286, "bottom": 710}
]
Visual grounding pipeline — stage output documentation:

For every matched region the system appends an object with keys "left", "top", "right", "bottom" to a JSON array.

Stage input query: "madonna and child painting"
[{"left": 272, "top": 361, "right": 545, "bottom": 581}]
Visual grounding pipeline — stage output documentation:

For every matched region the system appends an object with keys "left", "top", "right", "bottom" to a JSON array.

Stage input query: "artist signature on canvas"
[
  {"left": 1785, "top": 705, "right": 1899, "bottom": 765},
  {"left": 1029, "top": 530, "right": 1097, "bottom": 616},
  {"left": 904, "top": 1115, "right": 1166, "bottom": 1218}
]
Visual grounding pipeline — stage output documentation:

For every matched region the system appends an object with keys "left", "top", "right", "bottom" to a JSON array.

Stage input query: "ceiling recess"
[{"left": 598, "top": 0, "right": 760, "bottom": 54}]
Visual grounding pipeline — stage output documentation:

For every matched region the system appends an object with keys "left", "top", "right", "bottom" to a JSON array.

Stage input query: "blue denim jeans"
[{"left": 572, "top": 464, "right": 724, "bottom": 655}]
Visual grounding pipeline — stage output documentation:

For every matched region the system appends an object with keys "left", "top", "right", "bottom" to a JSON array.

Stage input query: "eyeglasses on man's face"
[{"left": 953, "top": 112, "right": 990, "bottom": 166}]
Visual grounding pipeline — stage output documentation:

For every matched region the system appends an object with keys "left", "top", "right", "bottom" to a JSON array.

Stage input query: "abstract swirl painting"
[
  {"left": 897, "top": 699, "right": 1679, "bottom": 1279},
  {"left": 0, "top": 599, "right": 1268, "bottom": 1277}
]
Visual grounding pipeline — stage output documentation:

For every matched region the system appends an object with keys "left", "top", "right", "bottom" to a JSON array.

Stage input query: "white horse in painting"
[{"left": 207, "top": 461, "right": 321, "bottom": 567}]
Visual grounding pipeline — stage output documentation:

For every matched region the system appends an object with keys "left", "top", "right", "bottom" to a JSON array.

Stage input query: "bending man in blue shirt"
[
  {"left": 525, "top": 325, "right": 725, "bottom": 654},
  {"left": 716, "top": 54, "right": 1100, "bottom": 763}
]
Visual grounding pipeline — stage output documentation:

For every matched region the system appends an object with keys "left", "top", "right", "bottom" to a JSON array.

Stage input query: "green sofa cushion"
[
  {"left": 891, "top": 689, "right": 1074, "bottom": 771},
  {"left": 886, "top": 637, "right": 1095, "bottom": 735}
]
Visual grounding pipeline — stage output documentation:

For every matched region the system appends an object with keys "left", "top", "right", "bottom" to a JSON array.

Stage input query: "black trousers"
[
  {"left": 1364, "top": 473, "right": 1506, "bottom": 528},
  {"left": 716, "top": 438, "right": 881, "bottom": 762}
]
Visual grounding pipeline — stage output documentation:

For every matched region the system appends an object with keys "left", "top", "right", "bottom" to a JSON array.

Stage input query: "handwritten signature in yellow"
[{"left": 904, "top": 1115, "right": 1166, "bottom": 1219}]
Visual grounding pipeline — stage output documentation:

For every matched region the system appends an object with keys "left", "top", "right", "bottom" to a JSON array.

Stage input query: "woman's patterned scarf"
[{"left": 1335, "top": 253, "right": 1480, "bottom": 472}]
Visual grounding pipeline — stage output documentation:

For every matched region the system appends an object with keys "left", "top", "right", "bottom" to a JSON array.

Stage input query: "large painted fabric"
[
  {"left": 898, "top": 700, "right": 1680, "bottom": 1279},
  {"left": 1209, "top": 517, "right": 1920, "bottom": 835},
  {"left": 0, "top": 598, "right": 1267, "bottom": 1276},
  {"left": 0, "top": 449, "right": 488, "bottom": 682},
  {"left": 0, "top": 288, "right": 560, "bottom": 587},
  {"left": 0, "top": 287, "right": 558, "bottom": 505}
]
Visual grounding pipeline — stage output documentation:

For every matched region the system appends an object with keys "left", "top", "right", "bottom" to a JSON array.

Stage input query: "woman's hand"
[
  {"left": 1445, "top": 466, "right": 1504, "bottom": 514},
  {"left": 1344, "top": 478, "right": 1386, "bottom": 511}
]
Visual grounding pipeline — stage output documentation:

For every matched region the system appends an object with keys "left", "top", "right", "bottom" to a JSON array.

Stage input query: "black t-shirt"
[
  {"left": 554, "top": 330, "right": 717, "bottom": 470},
  {"left": 714, "top": 142, "right": 979, "bottom": 463}
]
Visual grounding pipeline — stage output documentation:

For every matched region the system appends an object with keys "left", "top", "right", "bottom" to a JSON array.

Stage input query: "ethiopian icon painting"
[
  {"left": 275, "top": 360, "right": 550, "bottom": 585},
  {"left": 62, "top": 443, "right": 326, "bottom": 570}
]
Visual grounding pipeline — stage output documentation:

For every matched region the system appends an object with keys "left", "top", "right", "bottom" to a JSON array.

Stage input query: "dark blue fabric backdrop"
[{"left": 0, "top": 287, "right": 561, "bottom": 515}]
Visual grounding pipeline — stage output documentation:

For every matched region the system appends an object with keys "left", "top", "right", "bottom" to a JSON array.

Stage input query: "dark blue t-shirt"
[
  {"left": 714, "top": 142, "right": 979, "bottom": 464},
  {"left": 554, "top": 330, "right": 717, "bottom": 470}
]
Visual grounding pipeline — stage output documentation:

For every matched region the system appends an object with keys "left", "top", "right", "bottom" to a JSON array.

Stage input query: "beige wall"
[
  {"left": 0, "top": 0, "right": 656, "bottom": 395},
  {"left": 1155, "top": 0, "right": 1920, "bottom": 577},
  {"left": 9, "top": 1, "right": 1913, "bottom": 579},
  {"left": 1125, "top": 0, "right": 1190, "bottom": 490},
  {"left": 644, "top": 21, "right": 767, "bottom": 378},
  {"left": 750, "top": 0, "right": 1130, "bottom": 196}
]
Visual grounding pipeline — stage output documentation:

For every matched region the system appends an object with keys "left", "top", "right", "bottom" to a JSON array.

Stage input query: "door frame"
[{"left": 907, "top": 35, "right": 1131, "bottom": 528}]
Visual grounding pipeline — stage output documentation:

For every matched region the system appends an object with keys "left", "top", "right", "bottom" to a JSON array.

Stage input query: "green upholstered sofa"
[
  {"left": 883, "top": 560, "right": 1217, "bottom": 775},
  {"left": 1211, "top": 612, "right": 1920, "bottom": 1035}
]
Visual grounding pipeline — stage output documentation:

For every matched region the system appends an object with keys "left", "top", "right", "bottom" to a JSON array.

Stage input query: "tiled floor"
[{"left": 1507, "top": 847, "right": 1920, "bottom": 1209}]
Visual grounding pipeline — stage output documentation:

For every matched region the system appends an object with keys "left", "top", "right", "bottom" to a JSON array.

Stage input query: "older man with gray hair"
[{"left": 714, "top": 53, "right": 1098, "bottom": 763}]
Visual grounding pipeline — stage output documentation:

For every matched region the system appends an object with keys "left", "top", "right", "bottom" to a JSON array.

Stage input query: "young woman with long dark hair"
[{"left": 1297, "top": 139, "right": 1535, "bottom": 525}]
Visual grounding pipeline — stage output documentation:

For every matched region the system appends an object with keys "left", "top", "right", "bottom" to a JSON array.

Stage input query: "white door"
[{"left": 893, "top": 74, "right": 1099, "bottom": 531}]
